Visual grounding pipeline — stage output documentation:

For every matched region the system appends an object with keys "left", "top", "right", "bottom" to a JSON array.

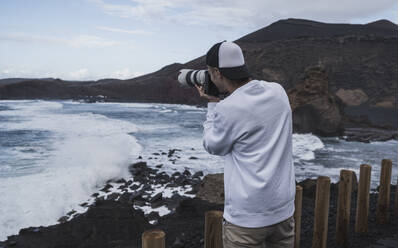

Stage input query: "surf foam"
[{"left": 0, "top": 100, "right": 141, "bottom": 240}]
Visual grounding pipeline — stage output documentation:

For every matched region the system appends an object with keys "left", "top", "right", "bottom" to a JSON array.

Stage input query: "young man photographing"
[{"left": 196, "top": 41, "right": 296, "bottom": 248}]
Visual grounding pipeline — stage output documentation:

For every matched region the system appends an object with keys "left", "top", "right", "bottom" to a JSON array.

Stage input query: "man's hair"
[{"left": 227, "top": 77, "right": 251, "bottom": 86}]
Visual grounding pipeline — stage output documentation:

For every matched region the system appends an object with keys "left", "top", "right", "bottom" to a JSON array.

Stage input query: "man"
[{"left": 195, "top": 41, "right": 296, "bottom": 248}]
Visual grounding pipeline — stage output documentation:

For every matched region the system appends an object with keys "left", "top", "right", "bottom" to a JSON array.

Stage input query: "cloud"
[
  {"left": 69, "top": 68, "right": 90, "bottom": 80},
  {"left": 0, "top": 33, "right": 121, "bottom": 48},
  {"left": 96, "top": 26, "right": 153, "bottom": 35},
  {"left": 89, "top": 0, "right": 398, "bottom": 29},
  {"left": 0, "top": 67, "right": 59, "bottom": 79},
  {"left": 0, "top": 66, "right": 145, "bottom": 81},
  {"left": 68, "top": 35, "right": 120, "bottom": 47},
  {"left": 110, "top": 68, "right": 143, "bottom": 79},
  {"left": 68, "top": 68, "right": 144, "bottom": 80},
  {"left": 88, "top": 0, "right": 185, "bottom": 20}
]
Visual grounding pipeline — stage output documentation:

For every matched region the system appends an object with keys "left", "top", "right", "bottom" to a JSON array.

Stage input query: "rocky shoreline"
[
  {"left": 340, "top": 127, "right": 398, "bottom": 143},
  {"left": 1, "top": 158, "right": 398, "bottom": 248}
]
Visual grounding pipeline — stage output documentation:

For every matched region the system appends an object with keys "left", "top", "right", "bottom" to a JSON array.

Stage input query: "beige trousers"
[{"left": 222, "top": 215, "right": 295, "bottom": 248}]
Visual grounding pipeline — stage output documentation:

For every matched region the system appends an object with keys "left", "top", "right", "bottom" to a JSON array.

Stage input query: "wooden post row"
[
  {"left": 142, "top": 229, "right": 165, "bottom": 248},
  {"left": 312, "top": 176, "right": 331, "bottom": 248},
  {"left": 295, "top": 185, "right": 303, "bottom": 248},
  {"left": 336, "top": 170, "right": 353, "bottom": 247},
  {"left": 377, "top": 159, "right": 392, "bottom": 224},
  {"left": 141, "top": 160, "right": 394, "bottom": 248},
  {"left": 355, "top": 164, "right": 372, "bottom": 234}
]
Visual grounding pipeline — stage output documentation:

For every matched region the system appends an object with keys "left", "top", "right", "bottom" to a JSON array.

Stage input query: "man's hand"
[{"left": 195, "top": 84, "right": 220, "bottom": 102}]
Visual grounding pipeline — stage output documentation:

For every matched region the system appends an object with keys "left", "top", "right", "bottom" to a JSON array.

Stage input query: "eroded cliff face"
[
  {"left": 238, "top": 33, "right": 398, "bottom": 129},
  {"left": 288, "top": 66, "right": 343, "bottom": 136}
]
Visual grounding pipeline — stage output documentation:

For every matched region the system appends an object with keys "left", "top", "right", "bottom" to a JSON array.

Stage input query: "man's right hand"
[{"left": 195, "top": 85, "right": 220, "bottom": 102}]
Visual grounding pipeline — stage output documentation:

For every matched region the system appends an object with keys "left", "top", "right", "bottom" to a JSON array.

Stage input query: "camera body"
[{"left": 177, "top": 69, "right": 220, "bottom": 97}]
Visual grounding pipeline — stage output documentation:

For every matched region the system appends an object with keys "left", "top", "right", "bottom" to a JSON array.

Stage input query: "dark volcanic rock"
[
  {"left": 196, "top": 173, "right": 225, "bottom": 204},
  {"left": 149, "top": 193, "right": 163, "bottom": 203},
  {"left": 153, "top": 198, "right": 223, "bottom": 248},
  {"left": 288, "top": 66, "right": 344, "bottom": 136},
  {"left": 341, "top": 127, "right": 398, "bottom": 143},
  {"left": 192, "top": 171, "right": 204, "bottom": 178},
  {"left": 106, "top": 192, "right": 119, "bottom": 201},
  {"left": 99, "top": 184, "right": 113, "bottom": 193},
  {"left": 1, "top": 167, "right": 398, "bottom": 248},
  {"left": 2, "top": 200, "right": 151, "bottom": 248}
]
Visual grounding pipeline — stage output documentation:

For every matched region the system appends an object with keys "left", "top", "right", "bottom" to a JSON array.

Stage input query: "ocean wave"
[
  {"left": 0, "top": 100, "right": 63, "bottom": 118},
  {"left": 292, "top": 133, "right": 325, "bottom": 161},
  {"left": 96, "top": 102, "right": 155, "bottom": 108},
  {"left": 0, "top": 100, "right": 142, "bottom": 240},
  {"left": 369, "top": 139, "right": 398, "bottom": 145},
  {"left": 323, "top": 146, "right": 360, "bottom": 153}
]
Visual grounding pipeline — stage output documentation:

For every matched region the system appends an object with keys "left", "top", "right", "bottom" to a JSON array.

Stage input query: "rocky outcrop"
[
  {"left": 196, "top": 173, "right": 224, "bottom": 204},
  {"left": 288, "top": 66, "right": 343, "bottom": 136},
  {"left": 335, "top": 88, "right": 369, "bottom": 106},
  {"left": 341, "top": 127, "right": 398, "bottom": 143}
]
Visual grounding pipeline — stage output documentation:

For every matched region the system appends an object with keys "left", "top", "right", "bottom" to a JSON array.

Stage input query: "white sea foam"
[
  {"left": 292, "top": 133, "right": 325, "bottom": 161},
  {"left": 158, "top": 109, "right": 174, "bottom": 113},
  {"left": 95, "top": 102, "right": 155, "bottom": 108},
  {"left": 62, "top": 100, "right": 82, "bottom": 105},
  {"left": 0, "top": 102, "right": 57, "bottom": 119},
  {"left": 172, "top": 104, "right": 204, "bottom": 110},
  {"left": 370, "top": 140, "right": 398, "bottom": 145},
  {"left": 0, "top": 100, "right": 34, "bottom": 103},
  {"left": 0, "top": 100, "right": 141, "bottom": 240},
  {"left": 136, "top": 123, "right": 180, "bottom": 132},
  {"left": 323, "top": 146, "right": 360, "bottom": 153}
]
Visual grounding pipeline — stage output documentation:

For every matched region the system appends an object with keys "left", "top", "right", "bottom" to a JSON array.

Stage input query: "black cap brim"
[{"left": 219, "top": 64, "right": 251, "bottom": 80}]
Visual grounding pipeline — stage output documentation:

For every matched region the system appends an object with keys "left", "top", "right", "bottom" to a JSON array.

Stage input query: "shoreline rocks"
[{"left": 340, "top": 127, "right": 398, "bottom": 143}]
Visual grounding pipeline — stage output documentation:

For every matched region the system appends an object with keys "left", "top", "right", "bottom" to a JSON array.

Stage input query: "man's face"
[{"left": 207, "top": 66, "right": 227, "bottom": 93}]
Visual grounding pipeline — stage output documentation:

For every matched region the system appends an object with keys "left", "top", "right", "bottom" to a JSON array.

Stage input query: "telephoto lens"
[
  {"left": 177, "top": 69, "right": 206, "bottom": 87},
  {"left": 177, "top": 69, "right": 220, "bottom": 97}
]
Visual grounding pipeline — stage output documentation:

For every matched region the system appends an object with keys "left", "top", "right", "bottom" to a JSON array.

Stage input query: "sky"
[{"left": 0, "top": 0, "right": 397, "bottom": 81}]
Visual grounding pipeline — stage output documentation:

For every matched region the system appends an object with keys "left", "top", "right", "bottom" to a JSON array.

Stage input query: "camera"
[{"left": 177, "top": 69, "right": 220, "bottom": 97}]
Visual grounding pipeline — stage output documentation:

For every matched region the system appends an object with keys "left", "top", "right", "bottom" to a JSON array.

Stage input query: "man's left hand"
[{"left": 195, "top": 85, "right": 220, "bottom": 102}]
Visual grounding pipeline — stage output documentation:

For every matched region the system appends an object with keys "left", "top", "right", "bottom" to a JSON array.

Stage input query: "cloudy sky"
[{"left": 1, "top": 0, "right": 397, "bottom": 80}]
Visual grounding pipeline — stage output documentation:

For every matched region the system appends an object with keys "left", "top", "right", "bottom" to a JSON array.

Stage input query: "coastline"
[
  {"left": 1, "top": 159, "right": 397, "bottom": 248},
  {"left": 1, "top": 98, "right": 398, "bottom": 144}
]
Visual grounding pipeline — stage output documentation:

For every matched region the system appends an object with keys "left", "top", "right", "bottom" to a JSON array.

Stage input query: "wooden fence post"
[
  {"left": 395, "top": 175, "right": 398, "bottom": 217},
  {"left": 355, "top": 164, "right": 372, "bottom": 234},
  {"left": 295, "top": 185, "right": 303, "bottom": 248},
  {"left": 377, "top": 159, "right": 392, "bottom": 224},
  {"left": 336, "top": 170, "right": 353, "bottom": 247},
  {"left": 205, "top": 210, "right": 223, "bottom": 248},
  {"left": 312, "top": 176, "right": 331, "bottom": 248},
  {"left": 142, "top": 229, "right": 165, "bottom": 248}
]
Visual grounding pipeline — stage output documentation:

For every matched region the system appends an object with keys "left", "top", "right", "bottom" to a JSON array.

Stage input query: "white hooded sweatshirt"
[{"left": 203, "top": 79, "right": 296, "bottom": 228}]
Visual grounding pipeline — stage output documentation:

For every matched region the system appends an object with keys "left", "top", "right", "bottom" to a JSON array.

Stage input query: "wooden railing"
[{"left": 141, "top": 159, "right": 396, "bottom": 248}]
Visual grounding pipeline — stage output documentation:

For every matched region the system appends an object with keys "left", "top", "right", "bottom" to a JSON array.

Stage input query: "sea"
[{"left": 0, "top": 100, "right": 397, "bottom": 240}]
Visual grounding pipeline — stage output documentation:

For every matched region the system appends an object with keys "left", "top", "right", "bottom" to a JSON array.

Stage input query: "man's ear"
[{"left": 214, "top": 68, "right": 222, "bottom": 79}]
